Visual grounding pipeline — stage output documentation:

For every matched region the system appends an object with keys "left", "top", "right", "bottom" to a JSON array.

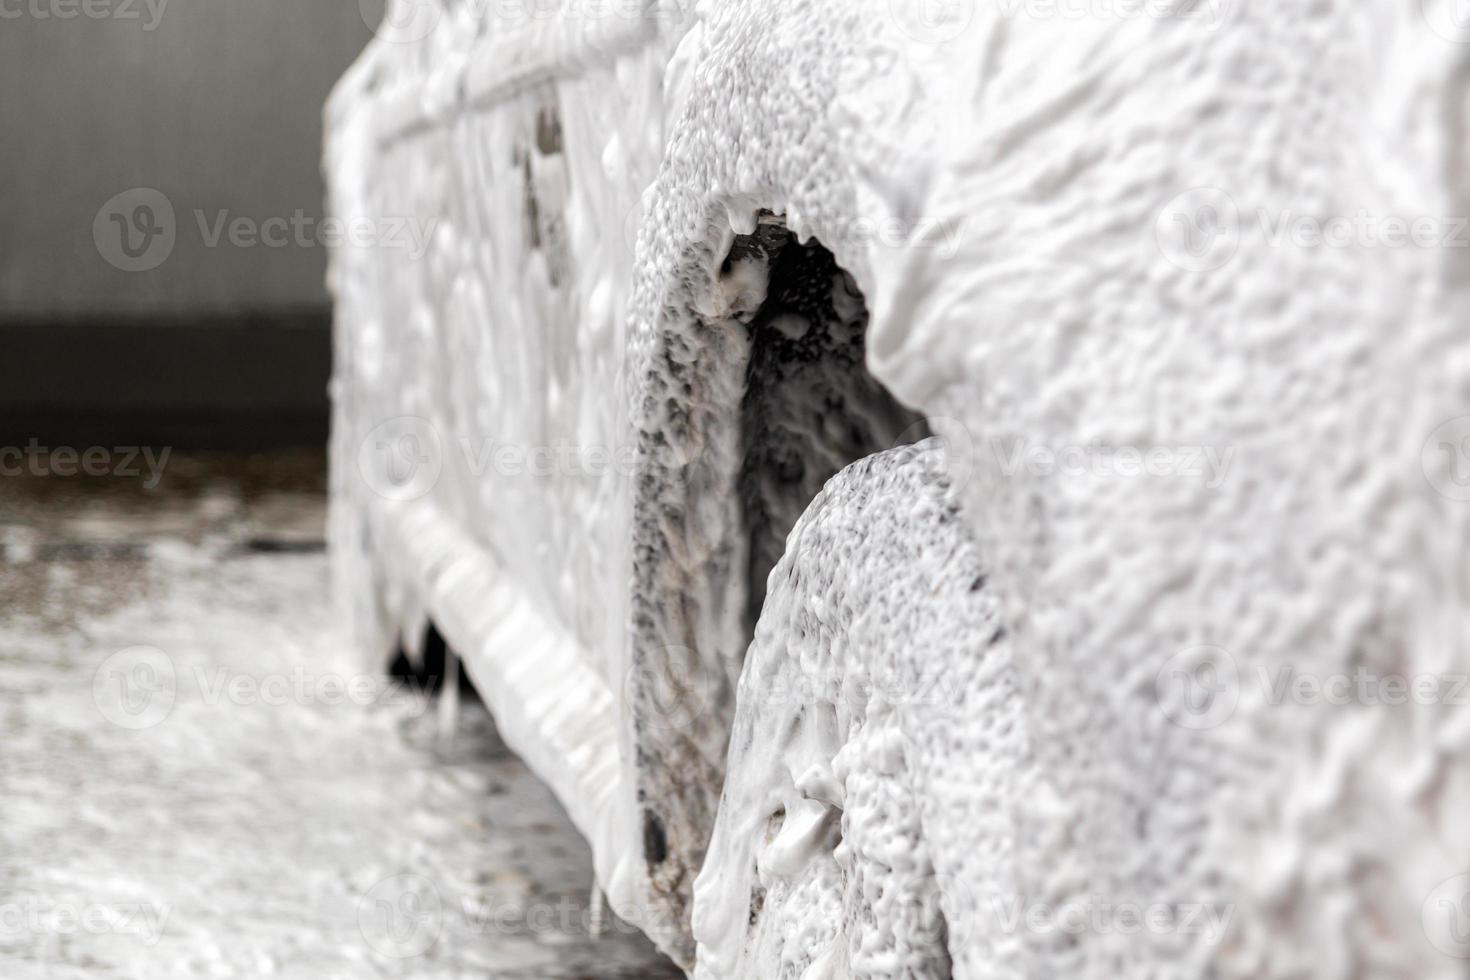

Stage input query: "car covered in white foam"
[{"left": 327, "top": 0, "right": 1470, "bottom": 975}]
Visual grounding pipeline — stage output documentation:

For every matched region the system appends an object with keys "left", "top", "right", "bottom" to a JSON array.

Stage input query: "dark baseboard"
[{"left": 1, "top": 312, "right": 332, "bottom": 451}]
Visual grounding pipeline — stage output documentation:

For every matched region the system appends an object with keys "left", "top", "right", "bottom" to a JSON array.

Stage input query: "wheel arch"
[{"left": 617, "top": 10, "right": 952, "bottom": 960}]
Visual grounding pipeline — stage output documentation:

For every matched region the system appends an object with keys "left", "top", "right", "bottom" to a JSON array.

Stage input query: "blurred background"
[
  {"left": 0, "top": 5, "right": 681, "bottom": 976},
  {"left": 1, "top": 0, "right": 373, "bottom": 450}
]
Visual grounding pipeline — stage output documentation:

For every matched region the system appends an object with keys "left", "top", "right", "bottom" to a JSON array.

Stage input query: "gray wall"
[{"left": 0, "top": 0, "right": 376, "bottom": 320}]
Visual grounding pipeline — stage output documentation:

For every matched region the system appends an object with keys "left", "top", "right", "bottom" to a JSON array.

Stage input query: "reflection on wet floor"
[{"left": 0, "top": 453, "right": 680, "bottom": 980}]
